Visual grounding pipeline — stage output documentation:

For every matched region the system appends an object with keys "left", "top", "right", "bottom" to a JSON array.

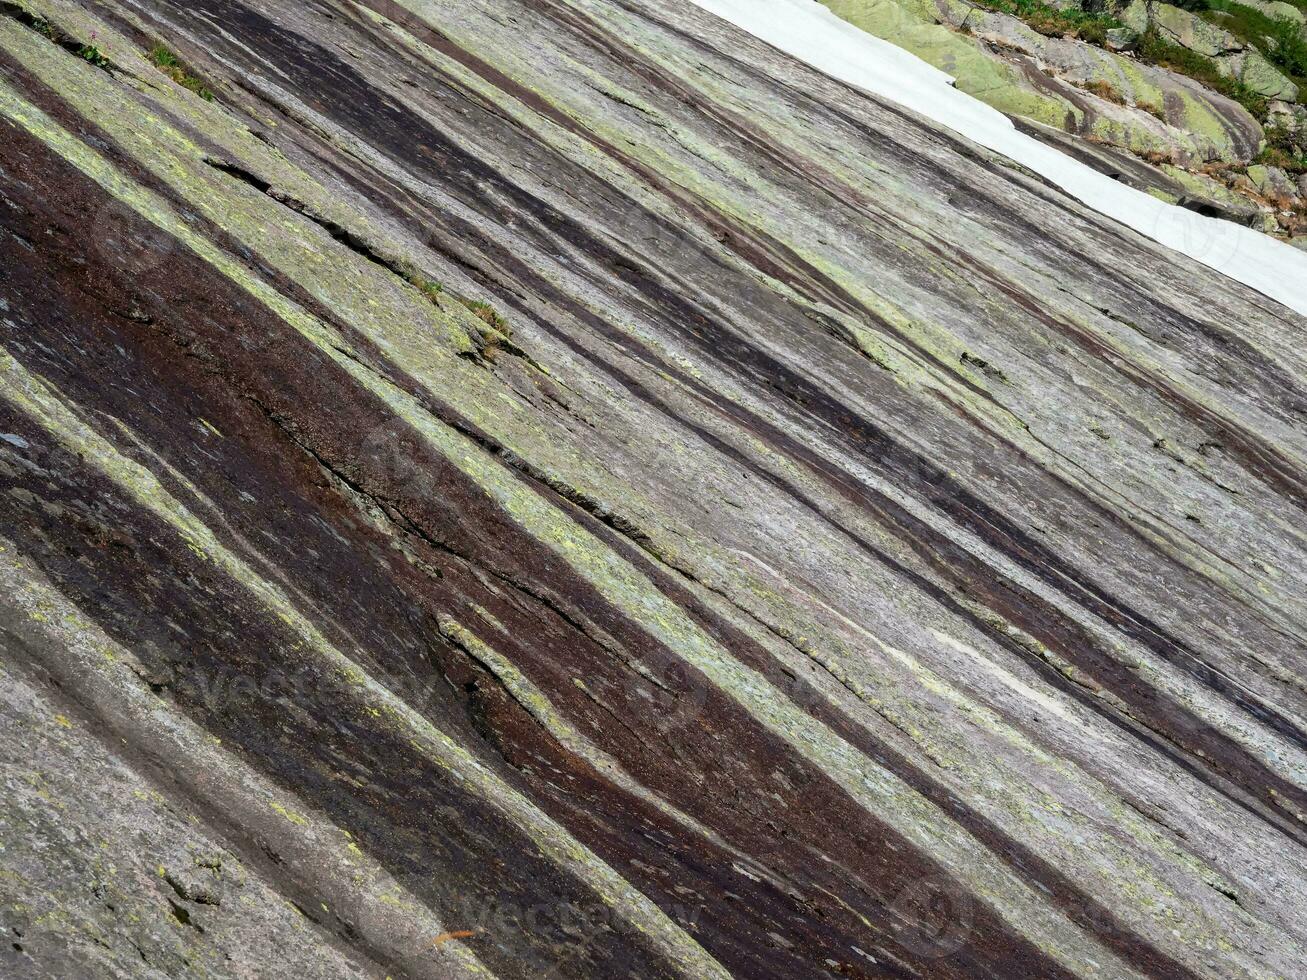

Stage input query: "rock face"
[
  {"left": 826, "top": 0, "right": 1267, "bottom": 164},
  {"left": 1226, "top": 47, "right": 1300, "bottom": 101},
  {"left": 1248, "top": 161, "right": 1301, "bottom": 196},
  {"left": 1143, "top": 2, "right": 1299, "bottom": 101},
  {"left": 1149, "top": 1, "right": 1244, "bottom": 58},
  {"left": 939, "top": 0, "right": 1266, "bottom": 160},
  {"left": 1270, "top": 98, "right": 1307, "bottom": 136},
  {"left": 3, "top": 1, "right": 1307, "bottom": 979},
  {"left": 824, "top": 0, "right": 1307, "bottom": 238},
  {"left": 1116, "top": 0, "right": 1153, "bottom": 33},
  {"left": 1241, "top": 0, "right": 1305, "bottom": 22}
]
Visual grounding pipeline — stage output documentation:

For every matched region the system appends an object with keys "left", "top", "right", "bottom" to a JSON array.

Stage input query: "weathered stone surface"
[
  {"left": 1159, "top": 162, "right": 1272, "bottom": 220},
  {"left": 826, "top": 0, "right": 1264, "bottom": 167},
  {"left": 1248, "top": 162, "right": 1301, "bottom": 197},
  {"left": 1103, "top": 25, "right": 1138, "bottom": 49},
  {"left": 1116, "top": 0, "right": 1153, "bottom": 33},
  {"left": 1149, "top": 1, "right": 1245, "bottom": 56},
  {"left": 1017, "top": 114, "right": 1269, "bottom": 220},
  {"left": 1147, "top": 2, "right": 1300, "bottom": 101},
  {"left": 1269, "top": 97, "right": 1307, "bottom": 134},
  {"left": 3, "top": 0, "right": 1307, "bottom": 978},
  {"left": 0, "top": 662, "right": 378, "bottom": 980},
  {"left": 1016, "top": 111, "right": 1285, "bottom": 226},
  {"left": 823, "top": 0, "right": 1299, "bottom": 233},
  {"left": 934, "top": 0, "right": 1266, "bottom": 160},
  {"left": 1239, "top": 0, "right": 1305, "bottom": 24},
  {"left": 1226, "top": 46, "right": 1300, "bottom": 100}
]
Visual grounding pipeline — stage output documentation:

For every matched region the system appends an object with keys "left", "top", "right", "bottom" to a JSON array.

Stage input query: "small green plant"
[
  {"left": 1256, "top": 144, "right": 1304, "bottom": 169},
  {"left": 148, "top": 44, "right": 214, "bottom": 100},
  {"left": 78, "top": 32, "right": 111, "bottom": 69},
  {"left": 388, "top": 258, "right": 509, "bottom": 349},
  {"left": 2, "top": 2, "right": 61, "bottom": 41},
  {"left": 1259, "top": 124, "right": 1307, "bottom": 173},
  {"left": 1266, "top": 15, "right": 1307, "bottom": 79},
  {"left": 462, "top": 299, "right": 508, "bottom": 332},
  {"left": 4, "top": 4, "right": 115, "bottom": 71},
  {"left": 393, "top": 261, "right": 444, "bottom": 302},
  {"left": 971, "top": 0, "right": 1122, "bottom": 43},
  {"left": 409, "top": 273, "right": 444, "bottom": 301}
]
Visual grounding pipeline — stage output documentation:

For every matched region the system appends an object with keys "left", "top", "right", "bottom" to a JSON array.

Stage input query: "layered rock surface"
[
  {"left": 2, "top": 0, "right": 1307, "bottom": 978},
  {"left": 824, "top": 0, "right": 1307, "bottom": 240}
]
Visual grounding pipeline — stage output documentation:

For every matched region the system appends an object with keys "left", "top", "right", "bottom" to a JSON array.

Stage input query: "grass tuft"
[
  {"left": 1259, "top": 124, "right": 1307, "bottom": 172},
  {"left": 1084, "top": 78, "right": 1127, "bottom": 103},
  {"left": 148, "top": 44, "right": 214, "bottom": 101},
  {"left": 971, "top": 0, "right": 1122, "bottom": 43},
  {"left": 409, "top": 274, "right": 445, "bottom": 302},
  {"left": 461, "top": 299, "right": 509, "bottom": 332}
]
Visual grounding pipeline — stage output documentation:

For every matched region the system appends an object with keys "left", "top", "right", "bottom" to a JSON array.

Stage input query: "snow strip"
[{"left": 685, "top": 0, "right": 1307, "bottom": 316}]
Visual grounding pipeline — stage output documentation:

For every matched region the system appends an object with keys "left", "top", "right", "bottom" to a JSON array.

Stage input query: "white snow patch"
[{"left": 686, "top": 0, "right": 1307, "bottom": 316}]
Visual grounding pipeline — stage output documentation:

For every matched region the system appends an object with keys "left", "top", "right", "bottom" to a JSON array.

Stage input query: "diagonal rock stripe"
[{"left": 2, "top": 0, "right": 1307, "bottom": 977}]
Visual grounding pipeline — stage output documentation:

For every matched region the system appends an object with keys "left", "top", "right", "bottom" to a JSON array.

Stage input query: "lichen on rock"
[{"left": 2, "top": 0, "right": 1307, "bottom": 977}]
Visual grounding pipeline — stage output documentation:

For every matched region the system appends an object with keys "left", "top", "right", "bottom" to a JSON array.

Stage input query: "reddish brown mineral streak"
[{"left": 1, "top": 0, "right": 1306, "bottom": 978}]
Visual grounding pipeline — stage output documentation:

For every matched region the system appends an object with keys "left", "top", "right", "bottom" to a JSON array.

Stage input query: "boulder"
[
  {"left": 1118, "top": 0, "right": 1152, "bottom": 33},
  {"left": 1299, "top": 172, "right": 1307, "bottom": 196},
  {"left": 1149, "top": 2, "right": 1245, "bottom": 57},
  {"left": 1256, "top": 210, "right": 1283, "bottom": 233},
  {"left": 1226, "top": 48, "right": 1300, "bottom": 101},
  {"left": 1268, "top": 99, "right": 1307, "bottom": 135},
  {"left": 1104, "top": 26, "right": 1139, "bottom": 50},
  {"left": 1098, "top": 0, "right": 1152, "bottom": 32},
  {"left": 1237, "top": 0, "right": 1305, "bottom": 24},
  {"left": 1159, "top": 163, "right": 1269, "bottom": 223},
  {"left": 1246, "top": 162, "right": 1299, "bottom": 198}
]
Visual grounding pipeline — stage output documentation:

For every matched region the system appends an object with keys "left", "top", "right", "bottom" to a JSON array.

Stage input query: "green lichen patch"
[{"left": 0, "top": 1, "right": 117, "bottom": 73}]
